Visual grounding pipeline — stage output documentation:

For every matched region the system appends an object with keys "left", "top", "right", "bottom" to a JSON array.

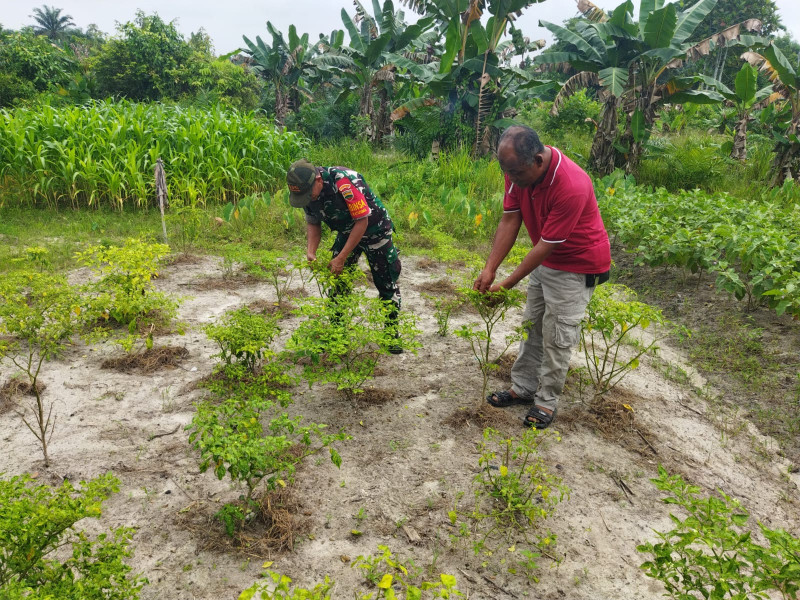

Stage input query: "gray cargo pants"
[{"left": 510, "top": 265, "right": 595, "bottom": 412}]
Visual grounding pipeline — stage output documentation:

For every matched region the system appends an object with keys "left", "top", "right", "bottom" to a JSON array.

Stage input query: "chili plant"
[
  {"left": 241, "top": 251, "right": 298, "bottom": 306},
  {"left": 204, "top": 307, "right": 281, "bottom": 373},
  {"left": 449, "top": 427, "right": 568, "bottom": 568},
  {"left": 0, "top": 271, "right": 83, "bottom": 466},
  {"left": 580, "top": 284, "right": 676, "bottom": 403},
  {"left": 187, "top": 390, "right": 347, "bottom": 536},
  {"left": 352, "top": 545, "right": 464, "bottom": 599},
  {"left": 638, "top": 466, "right": 800, "bottom": 600},
  {"left": 240, "top": 570, "right": 333, "bottom": 600},
  {"left": 0, "top": 472, "right": 146, "bottom": 599},
  {"left": 76, "top": 238, "right": 181, "bottom": 351},
  {"left": 422, "top": 292, "right": 464, "bottom": 337},
  {"left": 454, "top": 287, "right": 526, "bottom": 403},
  {"left": 288, "top": 269, "right": 420, "bottom": 401}
]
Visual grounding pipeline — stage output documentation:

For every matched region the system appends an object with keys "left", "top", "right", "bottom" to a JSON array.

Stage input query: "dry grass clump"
[
  {"left": 416, "top": 278, "right": 458, "bottom": 296},
  {"left": 178, "top": 487, "right": 308, "bottom": 555},
  {"left": 491, "top": 353, "right": 517, "bottom": 381},
  {"left": 356, "top": 386, "right": 395, "bottom": 405},
  {"left": 443, "top": 402, "right": 520, "bottom": 430},
  {"left": 0, "top": 379, "right": 47, "bottom": 414},
  {"left": 101, "top": 346, "right": 189, "bottom": 373}
]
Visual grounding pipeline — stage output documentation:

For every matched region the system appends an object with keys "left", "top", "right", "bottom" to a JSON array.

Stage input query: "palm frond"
[
  {"left": 576, "top": 0, "right": 608, "bottom": 23},
  {"left": 551, "top": 71, "right": 600, "bottom": 115}
]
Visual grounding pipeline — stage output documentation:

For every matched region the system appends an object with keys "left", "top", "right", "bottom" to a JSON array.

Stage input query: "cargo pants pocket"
[{"left": 554, "top": 314, "right": 583, "bottom": 349}]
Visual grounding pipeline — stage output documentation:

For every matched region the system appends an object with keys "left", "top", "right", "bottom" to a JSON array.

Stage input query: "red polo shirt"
[{"left": 503, "top": 147, "right": 611, "bottom": 274}]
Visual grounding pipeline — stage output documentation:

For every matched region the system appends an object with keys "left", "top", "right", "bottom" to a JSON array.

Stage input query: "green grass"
[{"left": 685, "top": 315, "right": 779, "bottom": 392}]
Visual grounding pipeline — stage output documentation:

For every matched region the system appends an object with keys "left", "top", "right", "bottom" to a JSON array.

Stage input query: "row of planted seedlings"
[
  {"left": 190, "top": 252, "right": 583, "bottom": 595},
  {"left": 597, "top": 172, "right": 800, "bottom": 319},
  {"left": 4, "top": 237, "right": 797, "bottom": 598},
  {"left": 0, "top": 238, "right": 180, "bottom": 599}
]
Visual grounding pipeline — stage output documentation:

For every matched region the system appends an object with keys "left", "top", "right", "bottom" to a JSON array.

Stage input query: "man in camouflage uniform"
[{"left": 286, "top": 158, "right": 403, "bottom": 353}]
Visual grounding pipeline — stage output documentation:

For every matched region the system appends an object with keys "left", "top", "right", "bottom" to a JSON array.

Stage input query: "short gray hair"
[{"left": 498, "top": 126, "right": 544, "bottom": 165}]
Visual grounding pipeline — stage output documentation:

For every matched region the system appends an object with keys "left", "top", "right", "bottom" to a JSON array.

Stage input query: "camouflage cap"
[{"left": 286, "top": 158, "right": 317, "bottom": 208}]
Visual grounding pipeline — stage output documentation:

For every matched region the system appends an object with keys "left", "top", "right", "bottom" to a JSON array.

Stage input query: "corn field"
[{"left": 0, "top": 100, "right": 307, "bottom": 209}]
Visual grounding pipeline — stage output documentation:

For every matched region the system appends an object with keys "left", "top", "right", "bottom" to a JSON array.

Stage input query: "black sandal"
[
  {"left": 487, "top": 390, "right": 533, "bottom": 408},
  {"left": 524, "top": 405, "right": 557, "bottom": 429}
]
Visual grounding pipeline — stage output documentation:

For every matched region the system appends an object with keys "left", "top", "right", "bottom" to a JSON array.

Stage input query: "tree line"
[{"left": 3, "top": 0, "right": 800, "bottom": 183}]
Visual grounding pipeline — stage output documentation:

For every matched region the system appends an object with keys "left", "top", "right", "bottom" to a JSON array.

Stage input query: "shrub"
[
  {"left": 76, "top": 238, "right": 181, "bottom": 351},
  {"left": 454, "top": 287, "right": 526, "bottom": 403},
  {"left": 0, "top": 271, "right": 84, "bottom": 466},
  {"left": 288, "top": 271, "right": 420, "bottom": 401},
  {"left": 353, "top": 545, "right": 465, "bottom": 598},
  {"left": 449, "top": 427, "right": 568, "bottom": 577},
  {"left": 187, "top": 389, "right": 346, "bottom": 536},
  {"left": 240, "top": 570, "right": 333, "bottom": 600},
  {"left": 580, "top": 284, "right": 674, "bottom": 402},
  {"left": 204, "top": 307, "right": 281, "bottom": 372},
  {"left": 0, "top": 472, "right": 146, "bottom": 599},
  {"left": 638, "top": 466, "right": 800, "bottom": 600}
]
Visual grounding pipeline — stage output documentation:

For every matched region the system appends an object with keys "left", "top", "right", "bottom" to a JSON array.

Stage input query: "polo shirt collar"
[{"left": 534, "top": 146, "right": 563, "bottom": 191}]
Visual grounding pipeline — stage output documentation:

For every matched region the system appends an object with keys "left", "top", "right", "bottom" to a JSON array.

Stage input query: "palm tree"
[
  {"left": 538, "top": 0, "right": 762, "bottom": 174},
  {"left": 396, "top": 0, "right": 549, "bottom": 155},
  {"left": 741, "top": 42, "right": 800, "bottom": 185},
  {"left": 243, "top": 24, "right": 350, "bottom": 126},
  {"left": 670, "top": 63, "right": 772, "bottom": 160},
  {"left": 339, "top": 0, "right": 434, "bottom": 143},
  {"left": 31, "top": 5, "right": 75, "bottom": 41}
]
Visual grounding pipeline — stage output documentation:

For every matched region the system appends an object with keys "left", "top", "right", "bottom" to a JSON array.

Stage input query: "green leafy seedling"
[
  {"left": 454, "top": 286, "right": 526, "bottom": 404},
  {"left": 0, "top": 271, "right": 84, "bottom": 466},
  {"left": 0, "top": 472, "right": 147, "bottom": 599}
]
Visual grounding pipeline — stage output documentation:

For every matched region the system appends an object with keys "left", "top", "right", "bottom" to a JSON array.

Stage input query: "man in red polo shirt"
[{"left": 475, "top": 126, "right": 611, "bottom": 428}]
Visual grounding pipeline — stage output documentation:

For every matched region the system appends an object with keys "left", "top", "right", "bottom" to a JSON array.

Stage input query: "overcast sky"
[{"left": 4, "top": 0, "right": 799, "bottom": 55}]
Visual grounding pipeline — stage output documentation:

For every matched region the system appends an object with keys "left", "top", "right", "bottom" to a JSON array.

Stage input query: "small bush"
[
  {"left": 77, "top": 238, "right": 180, "bottom": 351},
  {"left": 0, "top": 472, "right": 146, "bottom": 599},
  {"left": 638, "top": 466, "right": 800, "bottom": 600},
  {"left": 204, "top": 307, "right": 282, "bottom": 372}
]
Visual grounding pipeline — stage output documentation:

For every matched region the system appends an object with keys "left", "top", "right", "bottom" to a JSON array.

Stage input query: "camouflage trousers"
[{"left": 331, "top": 233, "right": 402, "bottom": 312}]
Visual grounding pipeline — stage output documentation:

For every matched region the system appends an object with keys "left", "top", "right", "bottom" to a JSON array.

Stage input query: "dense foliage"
[{"left": 0, "top": 101, "right": 306, "bottom": 208}]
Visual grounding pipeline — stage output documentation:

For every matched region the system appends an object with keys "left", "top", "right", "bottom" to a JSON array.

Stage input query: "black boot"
[{"left": 385, "top": 307, "right": 403, "bottom": 355}]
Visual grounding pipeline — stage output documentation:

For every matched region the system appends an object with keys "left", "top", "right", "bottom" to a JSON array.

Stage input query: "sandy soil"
[{"left": 2, "top": 254, "right": 799, "bottom": 599}]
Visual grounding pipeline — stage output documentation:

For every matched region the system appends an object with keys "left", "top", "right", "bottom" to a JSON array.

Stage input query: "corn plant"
[
  {"left": 454, "top": 287, "right": 526, "bottom": 404},
  {"left": 638, "top": 466, "right": 800, "bottom": 600},
  {"left": 0, "top": 100, "right": 307, "bottom": 209},
  {"left": 0, "top": 472, "right": 146, "bottom": 599},
  {"left": 0, "top": 271, "right": 83, "bottom": 466},
  {"left": 580, "top": 284, "right": 675, "bottom": 402}
]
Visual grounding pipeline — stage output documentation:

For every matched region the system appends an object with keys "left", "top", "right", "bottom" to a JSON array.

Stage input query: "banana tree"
[
  {"left": 396, "top": 0, "right": 549, "bottom": 155},
  {"left": 741, "top": 42, "right": 800, "bottom": 185},
  {"left": 538, "top": 0, "right": 763, "bottom": 174},
  {"left": 243, "top": 24, "right": 348, "bottom": 126},
  {"left": 670, "top": 63, "right": 772, "bottom": 160},
  {"left": 339, "top": 0, "right": 434, "bottom": 143}
]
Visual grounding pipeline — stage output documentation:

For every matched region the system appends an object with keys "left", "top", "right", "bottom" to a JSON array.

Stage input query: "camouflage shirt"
[{"left": 303, "top": 166, "right": 393, "bottom": 240}]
